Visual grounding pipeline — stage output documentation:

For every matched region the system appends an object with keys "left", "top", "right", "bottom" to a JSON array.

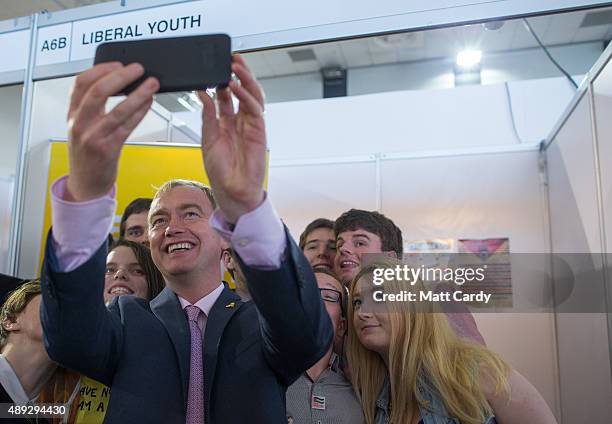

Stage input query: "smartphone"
[{"left": 94, "top": 34, "right": 232, "bottom": 95}]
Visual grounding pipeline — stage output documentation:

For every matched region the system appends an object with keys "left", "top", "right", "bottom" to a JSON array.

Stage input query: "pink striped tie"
[{"left": 185, "top": 305, "right": 204, "bottom": 424}]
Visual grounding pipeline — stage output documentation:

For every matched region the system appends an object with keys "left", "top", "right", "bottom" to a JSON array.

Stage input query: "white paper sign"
[
  {"left": 0, "top": 30, "right": 30, "bottom": 73},
  {"left": 36, "top": 23, "right": 72, "bottom": 66}
]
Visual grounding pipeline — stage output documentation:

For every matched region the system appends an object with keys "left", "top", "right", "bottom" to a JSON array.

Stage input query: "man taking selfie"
[{"left": 40, "top": 54, "right": 332, "bottom": 424}]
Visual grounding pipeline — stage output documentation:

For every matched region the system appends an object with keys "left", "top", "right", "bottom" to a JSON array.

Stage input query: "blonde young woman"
[{"left": 347, "top": 259, "right": 557, "bottom": 424}]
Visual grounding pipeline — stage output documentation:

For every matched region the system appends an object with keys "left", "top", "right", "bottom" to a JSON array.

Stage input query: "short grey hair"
[{"left": 152, "top": 179, "right": 217, "bottom": 210}]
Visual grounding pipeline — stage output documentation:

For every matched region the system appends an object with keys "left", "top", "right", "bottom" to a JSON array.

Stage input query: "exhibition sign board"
[
  {"left": 35, "top": 23, "right": 72, "bottom": 66},
  {"left": 37, "top": 1, "right": 207, "bottom": 66},
  {"left": 32, "top": 0, "right": 612, "bottom": 69},
  {"left": 0, "top": 30, "right": 30, "bottom": 73}
]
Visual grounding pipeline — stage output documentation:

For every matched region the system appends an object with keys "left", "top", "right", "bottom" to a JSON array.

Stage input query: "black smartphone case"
[{"left": 93, "top": 34, "right": 231, "bottom": 94}]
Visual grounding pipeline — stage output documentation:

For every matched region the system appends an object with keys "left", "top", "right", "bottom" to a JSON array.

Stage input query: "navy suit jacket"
[{"left": 40, "top": 229, "right": 332, "bottom": 423}]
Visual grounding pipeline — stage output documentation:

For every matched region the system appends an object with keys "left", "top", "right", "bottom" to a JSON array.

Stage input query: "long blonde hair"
[{"left": 347, "top": 258, "right": 510, "bottom": 424}]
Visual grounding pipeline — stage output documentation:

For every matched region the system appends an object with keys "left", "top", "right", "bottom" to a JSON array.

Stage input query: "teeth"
[
  {"left": 110, "top": 287, "right": 133, "bottom": 295},
  {"left": 168, "top": 242, "right": 193, "bottom": 253},
  {"left": 341, "top": 261, "right": 357, "bottom": 267}
]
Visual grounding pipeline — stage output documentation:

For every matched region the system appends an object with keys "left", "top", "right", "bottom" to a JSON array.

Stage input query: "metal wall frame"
[
  {"left": 5, "top": 17, "right": 37, "bottom": 276},
  {"left": 542, "top": 40, "right": 612, "bottom": 423}
]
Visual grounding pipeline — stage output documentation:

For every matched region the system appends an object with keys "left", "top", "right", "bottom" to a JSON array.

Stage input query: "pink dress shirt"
[
  {"left": 178, "top": 284, "right": 225, "bottom": 332},
  {"left": 50, "top": 175, "right": 286, "bottom": 273}
]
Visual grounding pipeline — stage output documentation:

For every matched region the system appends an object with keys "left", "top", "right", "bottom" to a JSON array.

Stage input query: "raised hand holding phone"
[
  {"left": 65, "top": 63, "right": 159, "bottom": 202},
  {"left": 69, "top": 37, "right": 261, "bottom": 217},
  {"left": 198, "top": 54, "right": 267, "bottom": 224}
]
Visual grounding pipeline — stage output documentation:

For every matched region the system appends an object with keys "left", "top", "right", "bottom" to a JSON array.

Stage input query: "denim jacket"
[{"left": 375, "top": 375, "right": 497, "bottom": 424}]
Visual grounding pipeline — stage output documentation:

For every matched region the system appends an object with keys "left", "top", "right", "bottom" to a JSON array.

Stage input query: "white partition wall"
[
  {"left": 546, "top": 94, "right": 612, "bottom": 424},
  {"left": 592, "top": 54, "right": 612, "bottom": 322},
  {"left": 543, "top": 40, "right": 612, "bottom": 422},
  {"left": 0, "top": 176, "right": 15, "bottom": 274},
  {"left": 380, "top": 152, "right": 548, "bottom": 252},
  {"left": 0, "top": 84, "right": 23, "bottom": 274},
  {"left": 380, "top": 150, "right": 558, "bottom": 414},
  {"left": 593, "top": 62, "right": 612, "bottom": 244},
  {"left": 269, "top": 162, "right": 378, "bottom": 238}
]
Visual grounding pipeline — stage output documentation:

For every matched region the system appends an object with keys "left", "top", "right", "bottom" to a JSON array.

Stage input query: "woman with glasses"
[
  {"left": 347, "top": 258, "right": 557, "bottom": 424},
  {"left": 286, "top": 268, "right": 365, "bottom": 423}
]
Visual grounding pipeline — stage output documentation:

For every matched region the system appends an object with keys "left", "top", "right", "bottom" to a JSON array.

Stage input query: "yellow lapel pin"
[{"left": 225, "top": 302, "right": 236, "bottom": 308}]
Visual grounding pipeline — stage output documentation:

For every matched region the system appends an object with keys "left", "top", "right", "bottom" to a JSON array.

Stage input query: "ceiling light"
[{"left": 456, "top": 49, "right": 482, "bottom": 69}]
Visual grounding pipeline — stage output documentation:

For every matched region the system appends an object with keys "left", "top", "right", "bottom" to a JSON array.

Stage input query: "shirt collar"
[
  {"left": 0, "top": 354, "right": 32, "bottom": 404},
  {"left": 178, "top": 283, "right": 224, "bottom": 315},
  {"left": 329, "top": 352, "right": 340, "bottom": 371}
]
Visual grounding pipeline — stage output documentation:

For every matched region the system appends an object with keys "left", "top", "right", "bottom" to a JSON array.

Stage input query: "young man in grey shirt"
[{"left": 286, "top": 269, "right": 364, "bottom": 424}]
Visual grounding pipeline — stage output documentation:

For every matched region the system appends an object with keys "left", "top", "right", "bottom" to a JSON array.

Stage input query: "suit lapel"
[
  {"left": 150, "top": 287, "right": 190, "bottom": 405},
  {"left": 203, "top": 288, "right": 241, "bottom": 412}
]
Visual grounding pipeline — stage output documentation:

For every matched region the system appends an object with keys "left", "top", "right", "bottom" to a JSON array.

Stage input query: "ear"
[
  {"left": 383, "top": 250, "right": 398, "bottom": 259},
  {"left": 2, "top": 319, "right": 19, "bottom": 333},
  {"left": 221, "top": 250, "right": 231, "bottom": 268},
  {"left": 336, "top": 317, "right": 346, "bottom": 338}
]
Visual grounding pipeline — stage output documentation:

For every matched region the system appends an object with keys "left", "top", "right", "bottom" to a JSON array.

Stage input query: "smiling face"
[
  {"left": 334, "top": 229, "right": 384, "bottom": 286},
  {"left": 148, "top": 186, "right": 221, "bottom": 285},
  {"left": 104, "top": 246, "right": 149, "bottom": 304},
  {"left": 351, "top": 277, "right": 390, "bottom": 358},
  {"left": 315, "top": 272, "right": 345, "bottom": 340},
  {"left": 303, "top": 227, "right": 336, "bottom": 271}
]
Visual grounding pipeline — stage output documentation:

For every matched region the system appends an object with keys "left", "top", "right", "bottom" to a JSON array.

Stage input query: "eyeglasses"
[{"left": 319, "top": 288, "right": 342, "bottom": 303}]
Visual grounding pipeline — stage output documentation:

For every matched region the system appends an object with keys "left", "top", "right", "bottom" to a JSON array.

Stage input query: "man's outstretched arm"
[
  {"left": 40, "top": 63, "right": 160, "bottom": 384},
  {"left": 202, "top": 55, "right": 332, "bottom": 383}
]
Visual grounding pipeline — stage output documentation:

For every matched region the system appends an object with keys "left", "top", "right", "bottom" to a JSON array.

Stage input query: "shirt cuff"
[
  {"left": 209, "top": 193, "right": 286, "bottom": 269},
  {"left": 50, "top": 176, "right": 117, "bottom": 272}
]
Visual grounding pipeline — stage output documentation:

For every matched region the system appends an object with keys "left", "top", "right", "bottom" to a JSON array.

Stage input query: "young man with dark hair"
[
  {"left": 333, "top": 208, "right": 485, "bottom": 344},
  {"left": 333, "top": 209, "right": 403, "bottom": 286},
  {"left": 299, "top": 218, "right": 336, "bottom": 272},
  {"left": 119, "top": 197, "right": 152, "bottom": 244}
]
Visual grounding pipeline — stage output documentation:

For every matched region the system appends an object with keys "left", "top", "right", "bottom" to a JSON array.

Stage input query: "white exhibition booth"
[{"left": 1, "top": 0, "right": 611, "bottom": 422}]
